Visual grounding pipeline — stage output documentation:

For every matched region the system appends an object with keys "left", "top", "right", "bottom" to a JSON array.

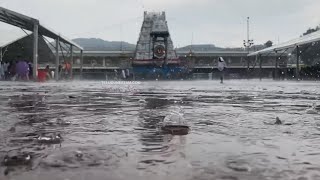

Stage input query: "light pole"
[{"left": 243, "top": 17, "right": 254, "bottom": 78}]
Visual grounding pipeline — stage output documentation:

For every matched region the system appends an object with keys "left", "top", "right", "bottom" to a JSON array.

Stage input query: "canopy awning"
[
  {"left": 0, "top": 6, "right": 83, "bottom": 50},
  {"left": 248, "top": 30, "right": 320, "bottom": 56},
  {"left": 0, "top": 34, "right": 28, "bottom": 48}
]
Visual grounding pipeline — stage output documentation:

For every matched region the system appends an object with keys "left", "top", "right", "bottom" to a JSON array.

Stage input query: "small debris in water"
[
  {"left": 306, "top": 104, "right": 318, "bottom": 114},
  {"left": 161, "top": 114, "right": 190, "bottom": 135},
  {"left": 4, "top": 167, "right": 14, "bottom": 176},
  {"left": 3, "top": 153, "right": 32, "bottom": 166},
  {"left": 284, "top": 122, "right": 294, "bottom": 126},
  {"left": 276, "top": 156, "right": 287, "bottom": 160},
  {"left": 226, "top": 161, "right": 251, "bottom": 172},
  {"left": 56, "top": 118, "right": 71, "bottom": 126},
  {"left": 218, "top": 175, "right": 239, "bottom": 180},
  {"left": 37, "top": 133, "right": 62, "bottom": 144},
  {"left": 302, "top": 162, "right": 312, "bottom": 165},
  {"left": 75, "top": 150, "right": 83, "bottom": 159},
  {"left": 275, "top": 117, "right": 282, "bottom": 125},
  {"left": 139, "top": 99, "right": 146, "bottom": 103},
  {"left": 9, "top": 127, "right": 16, "bottom": 132},
  {"left": 68, "top": 95, "right": 76, "bottom": 99},
  {"left": 161, "top": 125, "right": 189, "bottom": 135}
]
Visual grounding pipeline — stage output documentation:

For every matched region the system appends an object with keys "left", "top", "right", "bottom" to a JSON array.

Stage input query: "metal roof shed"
[
  {"left": 0, "top": 6, "right": 84, "bottom": 80},
  {"left": 0, "top": 34, "right": 56, "bottom": 64},
  {"left": 248, "top": 30, "right": 320, "bottom": 56},
  {"left": 248, "top": 30, "right": 320, "bottom": 80}
]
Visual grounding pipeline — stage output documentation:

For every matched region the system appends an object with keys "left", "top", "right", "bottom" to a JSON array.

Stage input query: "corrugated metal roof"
[
  {"left": 0, "top": 6, "right": 83, "bottom": 50},
  {"left": 0, "top": 34, "right": 28, "bottom": 48},
  {"left": 248, "top": 30, "right": 320, "bottom": 56}
]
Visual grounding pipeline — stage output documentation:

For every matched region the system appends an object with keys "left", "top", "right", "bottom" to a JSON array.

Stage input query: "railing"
[{"left": 38, "top": 58, "right": 288, "bottom": 69}]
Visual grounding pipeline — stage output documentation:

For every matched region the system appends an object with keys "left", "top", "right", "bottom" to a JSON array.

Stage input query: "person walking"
[
  {"left": 15, "top": 60, "right": 30, "bottom": 81},
  {"left": 217, "top": 57, "right": 227, "bottom": 83},
  {"left": 27, "top": 61, "right": 33, "bottom": 80},
  {"left": 3, "top": 61, "right": 9, "bottom": 80},
  {"left": 63, "top": 61, "right": 71, "bottom": 80},
  {"left": 9, "top": 61, "right": 16, "bottom": 81},
  {"left": 45, "top": 65, "right": 52, "bottom": 80},
  {"left": 0, "top": 62, "right": 4, "bottom": 80}
]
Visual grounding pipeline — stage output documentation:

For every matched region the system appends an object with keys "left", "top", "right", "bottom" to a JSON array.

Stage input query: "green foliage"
[
  {"left": 264, "top": 40, "right": 273, "bottom": 48},
  {"left": 303, "top": 26, "right": 320, "bottom": 36}
]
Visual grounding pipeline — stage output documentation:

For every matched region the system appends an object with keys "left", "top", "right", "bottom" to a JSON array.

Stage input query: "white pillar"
[
  {"left": 296, "top": 46, "right": 300, "bottom": 80},
  {"left": 275, "top": 56, "right": 278, "bottom": 80},
  {"left": 33, "top": 22, "right": 39, "bottom": 81},
  {"left": 70, "top": 45, "right": 73, "bottom": 79},
  {"left": 55, "top": 38, "right": 59, "bottom": 81},
  {"left": 259, "top": 55, "right": 262, "bottom": 81},
  {"left": 0, "top": 48, "right": 2, "bottom": 62},
  {"left": 80, "top": 50, "right": 83, "bottom": 79}
]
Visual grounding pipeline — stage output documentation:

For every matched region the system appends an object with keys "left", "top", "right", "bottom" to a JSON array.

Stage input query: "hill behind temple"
[{"left": 71, "top": 38, "right": 255, "bottom": 52}]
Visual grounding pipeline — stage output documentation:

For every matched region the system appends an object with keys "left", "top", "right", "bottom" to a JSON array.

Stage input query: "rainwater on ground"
[{"left": 1, "top": 80, "right": 320, "bottom": 180}]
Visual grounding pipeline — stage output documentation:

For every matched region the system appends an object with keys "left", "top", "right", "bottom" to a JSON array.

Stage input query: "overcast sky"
[{"left": 1, "top": 0, "right": 320, "bottom": 48}]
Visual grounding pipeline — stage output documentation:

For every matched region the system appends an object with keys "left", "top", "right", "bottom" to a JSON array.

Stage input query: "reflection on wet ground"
[{"left": 1, "top": 80, "right": 320, "bottom": 180}]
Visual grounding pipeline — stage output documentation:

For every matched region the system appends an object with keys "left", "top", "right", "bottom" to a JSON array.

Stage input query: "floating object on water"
[
  {"left": 9, "top": 127, "right": 16, "bottom": 132},
  {"left": 275, "top": 117, "right": 282, "bottom": 125},
  {"left": 37, "top": 133, "right": 62, "bottom": 144},
  {"left": 161, "top": 114, "right": 190, "bottom": 135},
  {"left": 3, "top": 153, "right": 31, "bottom": 166},
  {"left": 75, "top": 150, "right": 83, "bottom": 159},
  {"left": 138, "top": 99, "right": 146, "bottom": 103},
  {"left": 161, "top": 125, "right": 190, "bottom": 135},
  {"left": 56, "top": 118, "right": 71, "bottom": 126},
  {"left": 226, "top": 160, "right": 251, "bottom": 172},
  {"left": 68, "top": 95, "right": 76, "bottom": 99},
  {"left": 306, "top": 103, "right": 318, "bottom": 114}
]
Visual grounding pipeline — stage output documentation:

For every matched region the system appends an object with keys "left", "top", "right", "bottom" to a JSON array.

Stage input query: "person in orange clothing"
[{"left": 63, "top": 60, "right": 71, "bottom": 79}]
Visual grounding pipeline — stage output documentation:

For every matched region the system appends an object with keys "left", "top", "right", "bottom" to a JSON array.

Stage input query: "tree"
[
  {"left": 303, "top": 26, "right": 320, "bottom": 36},
  {"left": 264, "top": 40, "right": 273, "bottom": 48}
]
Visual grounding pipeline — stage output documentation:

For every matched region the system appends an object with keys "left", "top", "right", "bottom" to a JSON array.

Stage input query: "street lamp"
[
  {"left": 243, "top": 17, "right": 254, "bottom": 78},
  {"left": 243, "top": 17, "right": 254, "bottom": 53},
  {"left": 243, "top": 39, "right": 254, "bottom": 52}
]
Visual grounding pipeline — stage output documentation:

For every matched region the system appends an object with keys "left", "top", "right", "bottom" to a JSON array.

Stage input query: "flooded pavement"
[{"left": 1, "top": 80, "right": 320, "bottom": 180}]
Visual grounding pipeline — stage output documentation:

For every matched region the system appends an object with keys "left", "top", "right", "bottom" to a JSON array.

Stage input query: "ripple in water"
[{"left": 1, "top": 80, "right": 320, "bottom": 180}]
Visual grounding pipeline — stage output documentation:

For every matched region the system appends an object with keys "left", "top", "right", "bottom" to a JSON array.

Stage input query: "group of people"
[
  {"left": 39, "top": 61, "right": 72, "bottom": 81},
  {"left": 1, "top": 58, "right": 225, "bottom": 82},
  {"left": 0, "top": 60, "right": 33, "bottom": 81},
  {"left": 0, "top": 59, "right": 72, "bottom": 81}
]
